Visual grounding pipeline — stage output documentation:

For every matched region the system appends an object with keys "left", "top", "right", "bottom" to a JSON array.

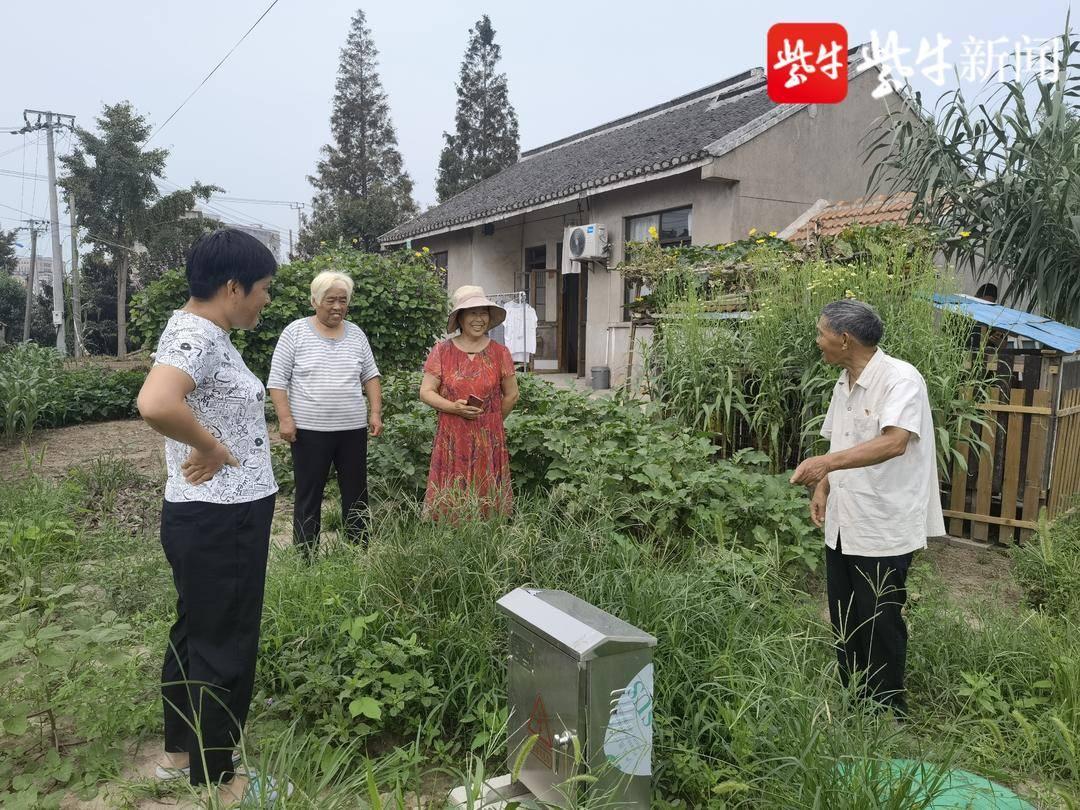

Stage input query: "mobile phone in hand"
[{"left": 467, "top": 395, "right": 484, "bottom": 409}]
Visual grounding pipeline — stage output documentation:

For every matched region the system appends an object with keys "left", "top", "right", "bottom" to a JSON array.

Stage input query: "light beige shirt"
[{"left": 821, "top": 348, "right": 945, "bottom": 557}]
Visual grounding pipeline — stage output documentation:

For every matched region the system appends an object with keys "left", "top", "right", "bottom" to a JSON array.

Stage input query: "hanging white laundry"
[{"left": 502, "top": 301, "right": 537, "bottom": 363}]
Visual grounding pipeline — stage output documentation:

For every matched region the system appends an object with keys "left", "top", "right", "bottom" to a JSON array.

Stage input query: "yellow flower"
[
  {"left": 414, "top": 251, "right": 423, "bottom": 257},
  {"left": 959, "top": 231, "right": 971, "bottom": 238},
  {"left": 769, "top": 231, "right": 777, "bottom": 237},
  {"left": 755, "top": 238, "right": 765, "bottom": 244},
  {"left": 748, "top": 228, "right": 757, "bottom": 236},
  {"left": 647, "top": 225, "right": 659, "bottom": 240},
  {"left": 320, "top": 240, "right": 326, "bottom": 246},
  {"left": 844, "top": 289, "right": 856, "bottom": 298},
  {"left": 352, "top": 238, "right": 358, "bottom": 243},
  {"left": 422, "top": 246, "right": 430, "bottom": 253}
]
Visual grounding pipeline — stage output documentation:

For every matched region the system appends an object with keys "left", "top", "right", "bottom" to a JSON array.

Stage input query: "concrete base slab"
[{"left": 447, "top": 773, "right": 539, "bottom": 809}]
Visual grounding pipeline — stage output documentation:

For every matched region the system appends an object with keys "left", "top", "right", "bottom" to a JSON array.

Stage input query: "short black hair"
[
  {"left": 820, "top": 299, "right": 884, "bottom": 346},
  {"left": 186, "top": 228, "right": 277, "bottom": 300},
  {"left": 975, "top": 283, "right": 998, "bottom": 301}
]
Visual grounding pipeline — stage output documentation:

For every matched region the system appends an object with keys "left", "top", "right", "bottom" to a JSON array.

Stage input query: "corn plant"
[{"left": 0, "top": 343, "right": 62, "bottom": 441}]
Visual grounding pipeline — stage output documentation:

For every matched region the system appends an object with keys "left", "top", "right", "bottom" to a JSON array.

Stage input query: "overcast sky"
[{"left": 0, "top": 0, "right": 1071, "bottom": 258}]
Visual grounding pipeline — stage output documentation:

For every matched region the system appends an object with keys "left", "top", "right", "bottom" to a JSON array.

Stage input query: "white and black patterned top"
[
  {"left": 266, "top": 318, "right": 381, "bottom": 432},
  {"left": 153, "top": 310, "right": 278, "bottom": 504}
]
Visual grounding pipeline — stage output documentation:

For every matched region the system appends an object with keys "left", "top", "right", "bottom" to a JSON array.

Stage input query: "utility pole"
[
  {"left": 68, "top": 192, "right": 84, "bottom": 358},
  {"left": 20, "top": 110, "right": 76, "bottom": 355},
  {"left": 289, "top": 202, "right": 305, "bottom": 239},
  {"left": 21, "top": 221, "right": 46, "bottom": 341}
]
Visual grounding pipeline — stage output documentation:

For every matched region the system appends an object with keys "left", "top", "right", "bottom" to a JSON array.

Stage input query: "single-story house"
[{"left": 380, "top": 46, "right": 903, "bottom": 385}]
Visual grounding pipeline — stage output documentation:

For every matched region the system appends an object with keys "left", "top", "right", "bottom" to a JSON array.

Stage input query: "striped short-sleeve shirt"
[{"left": 267, "top": 318, "right": 380, "bottom": 432}]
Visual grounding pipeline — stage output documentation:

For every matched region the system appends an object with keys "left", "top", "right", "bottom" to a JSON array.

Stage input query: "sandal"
[{"left": 154, "top": 750, "right": 242, "bottom": 781}]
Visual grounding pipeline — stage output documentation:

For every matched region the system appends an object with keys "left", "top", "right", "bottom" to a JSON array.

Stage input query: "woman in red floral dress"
[{"left": 420, "top": 286, "right": 520, "bottom": 519}]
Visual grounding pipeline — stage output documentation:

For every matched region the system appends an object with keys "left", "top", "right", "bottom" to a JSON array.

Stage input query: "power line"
[
  {"left": 0, "top": 168, "right": 48, "bottom": 181},
  {"left": 2, "top": 166, "right": 296, "bottom": 237},
  {"left": 146, "top": 0, "right": 283, "bottom": 144},
  {"left": 0, "top": 132, "right": 45, "bottom": 161},
  {"left": 211, "top": 195, "right": 304, "bottom": 206}
]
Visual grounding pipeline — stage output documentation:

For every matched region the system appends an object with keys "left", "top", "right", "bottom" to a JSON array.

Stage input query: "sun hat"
[{"left": 446, "top": 285, "right": 506, "bottom": 334}]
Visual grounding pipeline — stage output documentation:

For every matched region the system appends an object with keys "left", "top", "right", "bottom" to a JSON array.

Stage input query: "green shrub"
[
  {"left": 1012, "top": 508, "right": 1080, "bottom": 619},
  {"left": 39, "top": 368, "right": 145, "bottom": 428},
  {"left": 130, "top": 248, "right": 448, "bottom": 379},
  {"left": 359, "top": 372, "right": 818, "bottom": 567}
]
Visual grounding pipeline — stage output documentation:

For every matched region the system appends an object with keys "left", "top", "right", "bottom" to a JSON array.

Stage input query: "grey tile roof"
[{"left": 381, "top": 49, "right": 866, "bottom": 243}]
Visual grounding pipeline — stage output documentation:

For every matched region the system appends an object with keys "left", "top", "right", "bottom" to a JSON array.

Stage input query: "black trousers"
[
  {"left": 160, "top": 494, "right": 275, "bottom": 786},
  {"left": 825, "top": 533, "right": 914, "bottom": 713},
  {"left": 291, "top": 427, "right": 369, "bottom": 552}
]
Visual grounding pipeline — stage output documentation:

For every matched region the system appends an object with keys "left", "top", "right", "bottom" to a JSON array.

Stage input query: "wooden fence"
[{"left": 943, "top": 351, "right": 1080, "bottom": 544}]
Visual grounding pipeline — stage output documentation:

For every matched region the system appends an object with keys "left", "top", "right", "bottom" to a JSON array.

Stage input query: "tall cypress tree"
[
  {"left": 300, "top": 9, "right": 417, "bottom": 255},
  {"left": 436, "top": 15, "right": 520, "bottom": 203}
]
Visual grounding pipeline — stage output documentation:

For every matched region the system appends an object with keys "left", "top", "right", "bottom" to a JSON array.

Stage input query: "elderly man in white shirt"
[{"left": 791, "top": 299, "right": 944, "bottom": 716}]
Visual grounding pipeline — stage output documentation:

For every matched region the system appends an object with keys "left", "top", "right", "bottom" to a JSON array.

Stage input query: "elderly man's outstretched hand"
[{"left": 790, "top": 454, "right": 833, "bottom": 488}]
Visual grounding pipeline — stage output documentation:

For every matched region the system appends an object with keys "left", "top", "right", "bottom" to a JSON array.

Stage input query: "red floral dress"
[{"left": 423, "top": 339, "right": 515, "bottom": 519}]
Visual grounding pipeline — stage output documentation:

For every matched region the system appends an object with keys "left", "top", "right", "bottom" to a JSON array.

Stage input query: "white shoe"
[{"left": 154, "top": 750, "right": 242, "bottom": 781}]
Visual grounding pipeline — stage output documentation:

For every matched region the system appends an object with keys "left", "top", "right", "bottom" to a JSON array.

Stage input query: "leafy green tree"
[
  {"left": 133, "top": 212, "right": 222, "bottom": 286},
  {"left": 0, "top": 273, "right": 52, "bottom": 346},
  {"left": 131, "top": 249, "right": 446, "bottom": 378},
  {"left": 866, "top": 27, "right": 1080, "bottom": 323},
  {"left": 436, "top": 15, "right": 519, "bottom": 202},
  {"left": 299, "top": 9, "right": 417, "bottom": 255},
  {"left": 59, "top": 102, "right": 216, "bottom": 356},
  {"left": 0, "top": 230, "right": 17, "bottom": 276}
]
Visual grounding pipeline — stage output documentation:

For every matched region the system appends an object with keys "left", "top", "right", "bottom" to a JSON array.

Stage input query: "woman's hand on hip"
[
  {"left": 181, "top": 442, "right": 239, "bottom": 484},
  {"left": 452, "top": 399, "right": 484, "bottom": 420}
]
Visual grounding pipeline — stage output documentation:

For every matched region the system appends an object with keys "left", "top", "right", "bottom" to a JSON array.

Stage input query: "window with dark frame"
[
  {"left": 524, "top": 245, "right": 546, "bottom": 307},
  {"left": 432, "top": 251, "right": 448, "bottom": 290},
  {"left": 622, "top": 206, "right": 692, "bottom": 319}
]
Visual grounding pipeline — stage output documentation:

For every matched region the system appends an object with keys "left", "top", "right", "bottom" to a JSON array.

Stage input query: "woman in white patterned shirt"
[
  {"left": 137, "top": 229, "right": 290, "bottom": 804},
  {"left": 267, "top": 270, "right": 382, "bottom": 555}
]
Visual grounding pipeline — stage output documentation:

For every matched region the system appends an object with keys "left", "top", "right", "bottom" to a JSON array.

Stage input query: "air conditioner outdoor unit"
[{"left": 564, "top": 224, "right": 607, "bottom": 263}]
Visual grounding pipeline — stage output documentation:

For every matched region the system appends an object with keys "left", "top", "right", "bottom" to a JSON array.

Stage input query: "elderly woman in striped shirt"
[{"left": 268, "top": 271, "right": 382, "bottom": 554}]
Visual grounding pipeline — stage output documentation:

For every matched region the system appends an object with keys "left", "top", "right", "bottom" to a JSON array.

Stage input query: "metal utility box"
[{"left": 496, "top": 588, "right": 657, "bottom": 808}]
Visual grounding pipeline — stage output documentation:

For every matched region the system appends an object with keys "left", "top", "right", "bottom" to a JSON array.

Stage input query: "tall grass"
[{"left": 646, "top": 227, "right": 991, "bottom": 473}]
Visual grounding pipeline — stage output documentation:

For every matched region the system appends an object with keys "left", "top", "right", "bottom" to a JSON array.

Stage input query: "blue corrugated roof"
[{"left": 933, "top": 294, "right": 1080, "bottom": 353}]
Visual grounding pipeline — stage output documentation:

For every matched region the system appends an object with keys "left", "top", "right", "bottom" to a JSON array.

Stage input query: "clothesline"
[{"left": 489, "top": 291, "right": 537, "bottom": 369}]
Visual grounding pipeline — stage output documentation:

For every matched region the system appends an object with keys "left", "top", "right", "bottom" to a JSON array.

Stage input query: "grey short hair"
[{"left": 820, "top": 299, "right": 883, "bottom": 346}]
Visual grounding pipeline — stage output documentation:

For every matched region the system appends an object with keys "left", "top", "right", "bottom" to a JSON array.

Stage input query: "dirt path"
[
  {"left": 920, "top": 538, "right": 1022, "bottom": 611},
  {"left": 0, "top": 419, "right": 166, "bottom": 482}
]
